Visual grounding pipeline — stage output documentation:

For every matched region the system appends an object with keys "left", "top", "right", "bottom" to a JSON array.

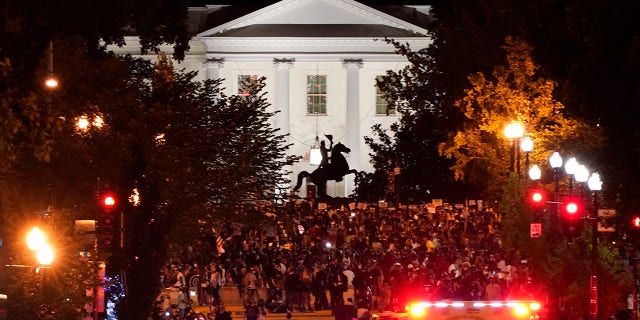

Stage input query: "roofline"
[{"left": 197, "top": 0, "right": 430, "bottom": 37}]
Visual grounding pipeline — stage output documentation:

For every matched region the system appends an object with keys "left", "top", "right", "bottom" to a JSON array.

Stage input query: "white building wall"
[{"left": 127, "top": 46, "right": 407, "bottom": 198}]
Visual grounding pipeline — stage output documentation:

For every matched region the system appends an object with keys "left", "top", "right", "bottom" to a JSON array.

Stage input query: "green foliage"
[
  {"left": 1, "top": 209, "right": 94, "bottom": 320},
  {"left": 0, "top": 58, "right": 60, "bottom": 175},
  {"left": 439, "top": 37, "right": 603, "bottom": 198},
  {"left": 0, "top": 36, "right": 296, "bottom": 318},
  {"left": 0, "top": 0, "right": 191, "bottom": 88},
  {"left": 357, "top": 39, "right": 472, "bottom": 203},
  {"left": 70, "top": 53, "right": 296, "bottom": 318}
]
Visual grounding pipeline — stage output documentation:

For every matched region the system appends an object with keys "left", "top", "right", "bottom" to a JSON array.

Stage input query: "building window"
[
  {"left": 238, "top": 75, "right": 258, "bottom": 96},
  {"left": 307, "top": 75, "right": 326, "bottom": 114},
  {"left": 376, "top": 76, "right": 395, "bottom": 115}
]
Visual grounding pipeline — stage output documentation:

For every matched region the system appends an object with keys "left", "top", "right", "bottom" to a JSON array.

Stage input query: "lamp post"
[
  {"left": 588, "top": 172, "right": 603, "bottom": 320},
  {"left": 505, "top": 122, "right": 525, "bottom": 175},
  {"left": 550, "top": 152, "right": 563, "bottom": 225},
  {"left": 521, "top": 136, "right": 534, "bottom": 172},
  {"left": 565, "top": 157, "right": 579, "bottom": 194}
]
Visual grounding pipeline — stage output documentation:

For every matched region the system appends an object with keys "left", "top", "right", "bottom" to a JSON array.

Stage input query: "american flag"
[
  {"left": 216, "top": 235, "right": 225, "bottom": 255},
  {"left": 211, "top": 227, "right": 229, "bottom": 255}
]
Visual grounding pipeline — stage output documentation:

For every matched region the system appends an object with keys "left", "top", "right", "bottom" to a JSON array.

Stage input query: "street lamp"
[
  {"left": 528, "top": 164, "right": 541, "bottom": 181},
  {"left": 505, "top": 122, "right": 524, "bottom": 174},
  {"left": 565, "top": 157, "right": 579, "bottom": 194},
  {"left": 27, "top": 226, "right": 54, "bottom": 274},
  {"left": 549, "top": 152, "right": 563, "bottom": 224},
  {"left": 44, "top": 41, "right": 59, "bottom": 90},
  {"left": 27, "top": 226, "right": 46, "bottom": 251},
  {"left": 575, "top": 165, "right": 589, "bottom": 184},
  {"left": 588, "top": 172, "right": 603, "bottom": 320},
  {"left": 309, "top": 112, "right": 322, "bottom": 165},
  {"left": 75, "top": 114, "right": 104, "bottom": 133},
  {"left": 37, "top": 243, "right": 54, "bottom": 266}
]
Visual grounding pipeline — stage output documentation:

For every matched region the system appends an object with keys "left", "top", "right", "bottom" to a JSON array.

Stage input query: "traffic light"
[
  {"left": 527, "top": 187, "right": 546, "bottom": 208},
  {"left": 98, "top": 193, "right": 117, "bottom": 249},
  {"left": 630, "top": 216, "right": 640, "bottom": 240},
  {"left": 387, "top": 172, "right": 395, "bottom": 193},
  {"left": 632, "top": 216, "right": 640, "bottom": 229},
  {"left": 561, "top": 196, "right": 584, "bottom": 237}
]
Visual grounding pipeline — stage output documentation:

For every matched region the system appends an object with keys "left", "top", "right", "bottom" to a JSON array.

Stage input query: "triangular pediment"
[{"left": 198, "top": 0, "right": 429, "bottom": 37}]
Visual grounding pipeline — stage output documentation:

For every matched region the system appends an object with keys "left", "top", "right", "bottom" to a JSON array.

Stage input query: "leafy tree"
[
  {"left": 1, "top": 34, "right": 296, "bottom": 318},
  {"left": 438, "top": 36, "right": 603, "bottom": 197},
  {"left": 356, "top": 38, "right": 473, "bottom": 203},
  {"left": 437, "top": 36, "right": 627, "bottom": 318},
  {"left": 1, "top": 209, "right": 94, "bottom": 320},
  {"left": 0, "top": 0, "right": 191, "bottom": 89}
]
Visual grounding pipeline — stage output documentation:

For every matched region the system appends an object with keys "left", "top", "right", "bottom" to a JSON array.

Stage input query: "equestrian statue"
[{"left": 294, "top": 135, "right": 359, "bottom": 198}]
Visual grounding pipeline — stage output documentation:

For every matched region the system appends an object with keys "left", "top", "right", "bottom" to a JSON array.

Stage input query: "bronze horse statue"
[{"left": 294, "top": 142, "right": 358, "bottom": 198}]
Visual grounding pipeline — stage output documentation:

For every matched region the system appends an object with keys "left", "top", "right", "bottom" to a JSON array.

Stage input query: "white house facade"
[{"left": 109, "top": 0, "right": 432, "bottom": 198}]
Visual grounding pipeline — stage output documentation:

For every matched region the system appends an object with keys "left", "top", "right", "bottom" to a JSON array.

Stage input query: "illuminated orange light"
[
  {"left": 512, "top": 304, "right": 530, "bottom": 317},
  {"left": 45, "top": 77, "right": 58, "bottom": 89},
  {"left": 408, "top": 304, "right": 427, "bottom": 318},
  {"left": 529, "top": 302, "right": 541, "bottom": 311}
]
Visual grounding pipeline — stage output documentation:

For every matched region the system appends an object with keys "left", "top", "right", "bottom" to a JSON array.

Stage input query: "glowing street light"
[
  {"left": 575, "top": 164, "right": 590, "bottom": 184},
  {"left": 75, "top": 114, "right": 104, "bottom": 133},
  {"left": 565, "top": 157, "right": 579, "bottom": 194},
  {"left": 37, "top": 243, "right": 54, "bottom": 265},
  {"left": 45, "top": 77, "right": 59, "bottom": 89},
  {"left": 504, "top": 122, "right": 525, "bottom": 139},
  {"left": 528, "top": 164, "right": 541, "bottom": 181},
  {"left": 521, "top": 136, "right": 534, "bottom": 172},
  {"left": 27, "top": 226, "right": 46, "bottom": 251},
  {"left": 27, "top": 226, "right": 55, "bottom": 267},
  {"left": 504, "top": 122, "right": 525, "bottom": 174}
]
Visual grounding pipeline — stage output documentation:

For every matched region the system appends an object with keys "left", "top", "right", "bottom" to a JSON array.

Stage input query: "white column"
[
  {"left": 343, "top": 59, "right": 363, "bottom": 197},
  {"left": 273, "top": 58, "right": 294, "bottom": 140},
  {"left": 204, "top": 58, "right": 224, "bottom": 81},
  {"left": 274, "top": 58, "right": 295, "bottom": 196}
]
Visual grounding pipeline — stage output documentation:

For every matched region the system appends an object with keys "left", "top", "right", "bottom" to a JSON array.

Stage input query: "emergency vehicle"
[{"left": 373, "top": 300, "right": 542, "bottom": 320}]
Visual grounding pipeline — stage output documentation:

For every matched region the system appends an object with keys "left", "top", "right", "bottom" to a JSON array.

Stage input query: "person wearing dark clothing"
[
  {"left": 313, "top": 266, "right": 330, "bottom": 310},
  {"left": 245, "top": 300, "right": 259, "bottom": 320},
  {"left": 334, "top": 298, "right": 357, "bottom": 320},
  {"left": 214, "top": 305, "right": 232, "bottom": 320},
  {"left": 328, "top": 267, "right": 347, "bottom": 308},
  {"left": 284, "top": 267, "right": 301, "bottom": 312}
]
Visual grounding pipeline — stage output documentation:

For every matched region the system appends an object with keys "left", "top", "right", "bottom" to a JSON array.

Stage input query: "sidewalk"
[{"left": 191, "top": 286, "right": 359, "bottom": 320}]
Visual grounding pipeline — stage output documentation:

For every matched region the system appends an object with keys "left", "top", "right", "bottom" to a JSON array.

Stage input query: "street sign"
[
  {"left": 598, "top": 209, "right": 616, "bottom": 232},
  {"left": 530, "top": 223, "right": 542, "bottom": 238}
]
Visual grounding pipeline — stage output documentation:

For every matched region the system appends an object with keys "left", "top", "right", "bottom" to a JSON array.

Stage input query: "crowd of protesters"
[{"left": 159, "top": 199, "right": 541, "bottom": 318}]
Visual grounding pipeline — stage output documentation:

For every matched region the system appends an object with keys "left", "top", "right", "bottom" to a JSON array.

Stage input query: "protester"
[{"left": 159, "top": 199, "right": 536, "bottom": 318}]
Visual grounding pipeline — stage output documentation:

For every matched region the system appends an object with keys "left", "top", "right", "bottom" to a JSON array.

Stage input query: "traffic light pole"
[
  {"left": 94, "top": 237, "right": 99, "bottom": 320},
  {"left": 590, "top": 192, "right": 599, "bottom": 320}
]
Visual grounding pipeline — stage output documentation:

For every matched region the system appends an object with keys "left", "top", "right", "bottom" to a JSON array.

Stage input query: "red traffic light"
[
  {"left": 562, "top": 197, "right": 582, "bottom": 219},
  {"left": 561, "top": 196, "right": 584, "bottom": 237},
  {"left": 100, "top": 193, "right": 117, "bottom": 211},
  {"left": 528, "top": 188, "right": 546, "bottom": 207},
  {"left": 632, "top": 216, "right": 640, "bottom": 229}
]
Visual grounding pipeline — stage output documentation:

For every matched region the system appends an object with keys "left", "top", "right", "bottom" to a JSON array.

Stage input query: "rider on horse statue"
[
  {"left": 294, "top": 134, "right": 358, "bottom": 198},
  {"left": 320, "top": 134, "right": 333, "bottom": 168}
]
